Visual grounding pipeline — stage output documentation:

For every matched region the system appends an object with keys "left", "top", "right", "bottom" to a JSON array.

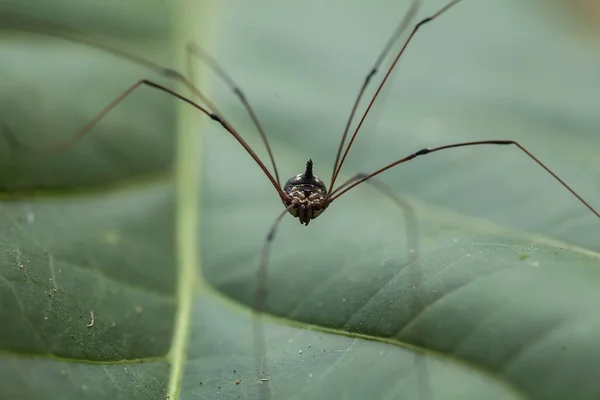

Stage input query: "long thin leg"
[
  {"left": 348, "top": 173, "right": 420, "bottom": 260},
  {"left": 14, "top": 29, "right": 226, "bottom": 129},
  {"left": 1, "top": 122, "right": 25, "bottom": 152},
  {"left": 330, "top": 0, "right": 463, "bottom": 192},
  {"left": 329, "top": 140, "right": 600, "bottom": 219},
  {"left": 180, "top": 35, "right": 275, "bottom": 399},
  {"left": 337, "top": 173, "right": 431, "bottom": 398},
  {"left": 10, "top": 76, "right": 285, "bottom": 199},
  {"left": 355, "top": 175, "right": 431, "bottom": 400},
  {"left": 10, "top": 28, "right": 283, "bottom": 188},
  {"left": 252, "top": 208, "right": 290, "bottom": 399},
  {"left": 187, "top": 43, "right": 281, "bottom": 186},
  {"left": 329, "top": 0, "right": 420, "bottom": 190}
]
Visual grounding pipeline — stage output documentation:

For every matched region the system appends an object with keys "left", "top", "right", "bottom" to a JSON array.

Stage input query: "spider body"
[{"left": 282, "top": 159, "right": 329, "bottom": 225}]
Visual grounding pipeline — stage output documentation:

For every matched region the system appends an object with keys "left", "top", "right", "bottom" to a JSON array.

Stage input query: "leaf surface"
[{"left": 1, "top": 0, "right": 599, "bottom": 399}]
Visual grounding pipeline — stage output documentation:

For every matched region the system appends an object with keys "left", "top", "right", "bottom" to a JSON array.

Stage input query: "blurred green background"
[{"left": 1, "top": 0, "right": 599, "bottom": 399}]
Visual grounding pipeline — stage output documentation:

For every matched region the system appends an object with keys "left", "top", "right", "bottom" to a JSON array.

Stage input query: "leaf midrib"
[{"left": 165, "top": 1, "right": 204, "bottom": 397}]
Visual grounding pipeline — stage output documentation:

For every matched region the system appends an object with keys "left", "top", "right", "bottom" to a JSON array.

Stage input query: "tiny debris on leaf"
[{"left": 87, "top": 311, "right": 95, "bottom": 328}]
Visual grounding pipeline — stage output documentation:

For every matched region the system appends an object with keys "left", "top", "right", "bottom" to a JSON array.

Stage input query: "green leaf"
[{"left": 1, "top": 0, "right": 600, "bottom": 400}]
